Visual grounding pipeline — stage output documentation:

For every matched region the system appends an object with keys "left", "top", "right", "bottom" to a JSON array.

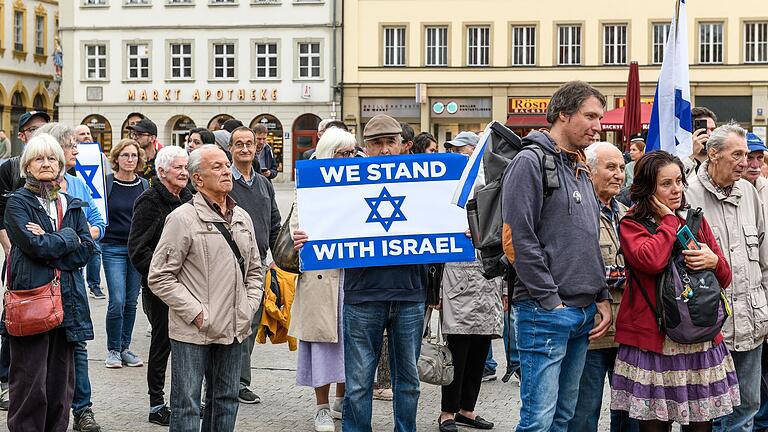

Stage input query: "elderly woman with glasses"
[
  {"left": 2, "top": 133, "right": 94, "bottom": 431},
  {"left": 102, "top": 139, "right": 148, "bottom": 369}
]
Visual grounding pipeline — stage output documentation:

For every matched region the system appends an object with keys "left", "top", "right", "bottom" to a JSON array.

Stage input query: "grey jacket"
[
  {"left": 685, "top": 161, "right": 768, "bottom": 352},
  {"left": 440, "top": 259, "right": 503, "bottom": 336}
]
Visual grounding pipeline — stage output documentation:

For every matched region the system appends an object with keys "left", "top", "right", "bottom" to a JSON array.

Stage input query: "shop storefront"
[
  {"left": 360, "top": 98, "right": 421, "bottom": 134},
  {"left": 82, "top": 114, "right": 114, "bottom": 154},
  {"left": 251, "top": 114, "right": 285, "bottom": 173},
  {"left": 430, "top": 97, "right": 492, "bottom": 145},
  {"left": 505, "top": 97, "right": 550, "bottom": 138},
  {"left": 291, "top": 113, "right": 321, "bottom": 179},
  {"left": 169, "top": 116, "right": 196, "bottom": 147}
]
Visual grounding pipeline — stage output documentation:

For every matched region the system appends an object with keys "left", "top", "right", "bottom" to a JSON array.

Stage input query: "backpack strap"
[
  {"left": 521, "top": 145, "right": 560, "bottom": 198},
  {"left": 618, "top": 214, "right": 663, "bottom": 328},
  {"left": 685, "top": 207, "right": 703, "bottom": 239}
]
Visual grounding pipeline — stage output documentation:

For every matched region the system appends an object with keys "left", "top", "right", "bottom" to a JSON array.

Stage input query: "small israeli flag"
[{"left": 452, "top": 122, "right": 493, "bottom": 208}]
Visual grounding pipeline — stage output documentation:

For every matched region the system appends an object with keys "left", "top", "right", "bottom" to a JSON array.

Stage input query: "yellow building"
[{"left": 342, "top": 0, "right": 768, "bottom": 145}]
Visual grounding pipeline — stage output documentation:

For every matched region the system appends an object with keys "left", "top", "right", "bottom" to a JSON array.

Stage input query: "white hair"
[
  {"left": 314, "top": 127, "right": 357, "bottom": 160},
  {"left": 34, "top": 122, "right": 75, "bottom": 148},
  {"left": 188, "top": 144, "right": 219, "bottom": 176},
  {"left": 20, "top": 134, "right": 66, "bottom": 179},
  {"left": 707, "top": 122, "right": 746, "bottom": 153},
  {"left": 155, "top": 145, "right": 188, "bottom": 172},
  {"left": 585, "top": 141, "right": 621, "bottom": 171},
  {"left": 317, "top": 118, "right": 333, "bottom": 133}
]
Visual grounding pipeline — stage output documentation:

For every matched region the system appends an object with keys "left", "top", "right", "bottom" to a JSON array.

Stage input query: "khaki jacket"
[
  {"left": 589, "top": 199, "right": 627, "bottom": 350},
  {"left": 148, "top": 193, "right": 264, "bottom": 346},
  {"left": 440, "top": 259, "right": 504, "bottom": 337},
  {"left": 754, "top": 176, "right": 768, "bottom": 215},
  {"left": 287, "top": 200, "right": 341, "bottom": 343},
  {"left": 685, "top": 162, "right": 768, "bottom": 352}
]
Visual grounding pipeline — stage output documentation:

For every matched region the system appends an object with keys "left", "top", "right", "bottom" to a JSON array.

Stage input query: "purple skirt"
[{"left": 295, "top": 284, "right": 345, "bottom": 388}]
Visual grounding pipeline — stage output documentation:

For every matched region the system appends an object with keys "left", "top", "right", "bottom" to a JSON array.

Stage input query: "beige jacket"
[
  {"left": 685, "top": 161, "right": 768, "bottom": 352},
  {"left": 754, "top": 176, "right": 768, "bottom": 215},
  {"left": 440, "top": 259, "right": 504, "bottom": 337},
  {"left": 287, "top": 200, "right": 341, "bottom": 343},
  {"left": 148, "top": 193, "right": 264, "bottom": 346}
]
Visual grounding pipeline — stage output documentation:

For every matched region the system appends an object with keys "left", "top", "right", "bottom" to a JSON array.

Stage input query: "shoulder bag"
[
  {"left": 417, "top": 308, "right": 454, "bottom": 386},
  {"left": 272, "top": 203, "right": 299, "bottom": 274}
]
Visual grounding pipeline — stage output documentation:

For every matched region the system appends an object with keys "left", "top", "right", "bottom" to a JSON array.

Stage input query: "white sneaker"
[
  {"left": 330, "top": 398, "right": 343, "bottom": 419},
  {"left": 314, "top": 408, "right": 335, "bottom": 432}
]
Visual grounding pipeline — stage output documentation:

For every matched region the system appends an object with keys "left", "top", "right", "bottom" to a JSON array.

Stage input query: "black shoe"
[
  {"left": 455, "top": 413, "right": 494, "bottom": 430},
  {"left": 148, "top": 404, "right": 171, "bottom": 426},
  {"left": 502, "top": 367, "right": 521, "bottom": 384},
  {"left": 73, "top": 408, "right": 102, "bottom": 432},
  {"left": 481, "top": 369, "right": 497, "bottom": 382},
  {"left": 88, "top": 286, "right": 106, "bottom": 299},
  {"left": 438, "top": 418, "right": 458, "bottom": 432},
  {"left": 238, "top": 387, "right": 261, "bottom": 404}
]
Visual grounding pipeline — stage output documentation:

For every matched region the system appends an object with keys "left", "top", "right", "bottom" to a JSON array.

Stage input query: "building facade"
[
  {"left": 60, "top": 0, "right": 341, "bottom": 181},
  {"left": 0, "top": 0, "right": 59, "bottom": 156},
  {"left": 342, "top": 0, "right": 768, "bottom": 146}
]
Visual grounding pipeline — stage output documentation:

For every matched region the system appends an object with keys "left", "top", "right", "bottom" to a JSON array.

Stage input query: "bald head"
[{"left": 75, "top": 125, "right": 93, "bottom": 143}]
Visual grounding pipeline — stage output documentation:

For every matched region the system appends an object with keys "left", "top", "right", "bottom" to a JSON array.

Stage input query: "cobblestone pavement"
[{"left": 0, "top": 183, "right": 612, "bottom": 431}]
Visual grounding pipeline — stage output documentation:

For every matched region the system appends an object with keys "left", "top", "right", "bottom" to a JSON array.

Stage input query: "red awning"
[
  {"left": 506, "top": 114, "right": 549, "bottom": 128},
  {"left": 601, "top": 104, "right": 653, "bottom": 131}
]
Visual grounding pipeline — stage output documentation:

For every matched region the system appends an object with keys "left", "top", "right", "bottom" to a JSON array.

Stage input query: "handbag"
[
  {"left": 4, "top": 198, "right": 65, "bottom": 337},
  {"left": 417, "top": 308, "right": 454, "bottom": 386},
  {"left": 273, "top": 203, "right": 299, "bottom": 274}
]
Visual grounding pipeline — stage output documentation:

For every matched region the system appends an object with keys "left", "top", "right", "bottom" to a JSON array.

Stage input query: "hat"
[
  {"left": 221, "top": 119, "right": 244, "bottom": 133},
  {"left": 747, "top": 132, "right": 767, "bottom": 153},
  {"left": 18, "top": 111, "right": 50, "bottom": 131},
  {"left": 445, "top": 131, "right": 479, "bottom": 149},
  {"left": 127, "top": 118, "right": 158, "bottom": 136},
  {"left": 629, "top": 133, "right": 645, "bottom": 143},
  {"left": 363, "top": 115, "right": 402, "bottom": 140}
]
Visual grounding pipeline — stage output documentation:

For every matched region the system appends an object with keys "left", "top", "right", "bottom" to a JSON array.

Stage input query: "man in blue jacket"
[{"left": 501, "top": 81, "right": 612, "bottom": 432}]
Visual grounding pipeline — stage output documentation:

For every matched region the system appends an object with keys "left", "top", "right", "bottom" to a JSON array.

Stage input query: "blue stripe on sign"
[
  {"left": 296, "top": 153, "right": 468, "bottom": 189},
  {"left": 299, "top": 232, "right": 476, "bottom": 271}
]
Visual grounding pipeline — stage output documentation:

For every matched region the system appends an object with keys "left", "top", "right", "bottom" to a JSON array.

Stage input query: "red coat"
[{"left": 615, "top": 212, "right": 732, "bottom": 353}]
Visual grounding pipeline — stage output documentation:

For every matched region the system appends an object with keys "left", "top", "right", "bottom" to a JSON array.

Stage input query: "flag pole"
[{"left": 674, "top": 0, "right": 681, "bottom": 37}]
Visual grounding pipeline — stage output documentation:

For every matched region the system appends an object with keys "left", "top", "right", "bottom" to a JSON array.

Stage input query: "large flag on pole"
[{"left": 646, "top": 0, "right": 693, "bottom": 159}]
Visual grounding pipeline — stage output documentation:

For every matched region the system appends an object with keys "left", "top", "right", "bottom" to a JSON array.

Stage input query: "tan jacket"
[
  {"left": 287, "top": 200, "right": 341, "bottom": 343},
  {"left": 148, "top": 193, "right": 264, "bottom": 346},
  {"left": 589, "top": 199, "right": 627, "bottom": 350},
  {"left": 440, "top": 259, "right": 504, "bottom": 337},
  {"left": 685, "top": 162, "right": 768, "bottom": 352},
  {"left": 754, "top": 176, "right": 768, "bottom": 216}
]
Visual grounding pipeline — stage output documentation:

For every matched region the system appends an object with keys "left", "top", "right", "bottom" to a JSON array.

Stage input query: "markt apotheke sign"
[
  {"left": 127, "top": 88, "right": 279, "bottom": 102},
  {"left": 431, "top": 98, "right": 492, "bottom": 118}
]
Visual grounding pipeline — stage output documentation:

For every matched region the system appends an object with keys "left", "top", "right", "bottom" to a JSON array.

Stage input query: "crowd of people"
[{"left": 0, "top": 78, "right": 768, "bottom": 432}]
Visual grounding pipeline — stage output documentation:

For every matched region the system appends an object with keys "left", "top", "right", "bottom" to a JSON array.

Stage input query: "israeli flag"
[
  {"left": 452, "top": 122, "right": 493, "bottom": 208},
  {"left": 646, "top": 0, "right": 693, "bottom": 159}
]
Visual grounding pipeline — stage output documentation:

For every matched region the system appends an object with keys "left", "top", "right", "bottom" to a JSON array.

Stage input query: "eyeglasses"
[
  {"left": 129, "top": 131, "right": 149, "bottom": 139},
  {"left": 64, "top": 143, "right": 79, "bottom": 150},
  {"left": 334, "top": 149, "right": 355, "bottom": 158},
  {"left": 119, "top": 153, "right": 139, "bottom": 160},
  {"left": 232, "top": 142, "right": 255, "bottom": 150},
  {"left": 21, "top": 126, "right": 40, "bottom": 135}
]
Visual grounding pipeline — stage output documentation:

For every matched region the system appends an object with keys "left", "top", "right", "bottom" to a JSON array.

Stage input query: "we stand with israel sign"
[{"left": 296, "top": 153, "right": 476, "bottom": 271}]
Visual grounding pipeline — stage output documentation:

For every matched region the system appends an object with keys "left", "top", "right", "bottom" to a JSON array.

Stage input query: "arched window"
[
  {"left": 251, "top": 114, "right": 284, "bottom": 172},
  {"left": 81, "top": 114, "right": 113, "bottom": 154}
]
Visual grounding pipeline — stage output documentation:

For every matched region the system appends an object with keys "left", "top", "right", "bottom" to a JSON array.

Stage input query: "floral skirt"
[{"left": 610, "top": 338, "right": 740, "bottom": 424}]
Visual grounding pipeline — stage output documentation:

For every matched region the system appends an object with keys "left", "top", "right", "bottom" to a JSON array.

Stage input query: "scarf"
[{"left": 24, "top": 176, "right": 62, "bottom": 201}]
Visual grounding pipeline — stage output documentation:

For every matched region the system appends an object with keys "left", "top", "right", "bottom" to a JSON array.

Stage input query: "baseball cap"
[
  {"left": 629, "top": 133, "right": 645, "bottom": 143},
  {"left": 127, "top": 118, "right": 158, "bottom": 136},
  {"left": 444, "top": 131, "right": 479, "bottom": 149},
  {"left": 363, "top": 115, "right": 402, "bottom": 140},
  {"left": 747, "top": 132, "right": 767, "bottom": 153},
  {"left": 18, "top": 111, "right": 51, "bottom": 131}
]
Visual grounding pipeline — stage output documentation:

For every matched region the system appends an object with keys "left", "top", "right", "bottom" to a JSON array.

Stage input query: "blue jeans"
[
  {"left": 714, "top": 344, "right": 762, "bottom": 432},
  {"left": 569, "top": 348, "right": 639, "bottom": 432},
  {"left": 170, "top": 339, "right": 241, "bottom": 432},
  {"left": 514, "top": 300, "right": 596, "bottom": 432},
  {"left": 72, "top": 341, "right": 92, "bottom": 416},
  {"left": 485, "top": 308, "right": 520, "bottom": 375},
  {"left": 86, "top": 242, "right": 102, "bottom": 289},
  {"left": 102, "top": 243, "right": 141, "bottom": 352},
  {"left": 342, "top": 301, "right": 425, "bottom": 432}
]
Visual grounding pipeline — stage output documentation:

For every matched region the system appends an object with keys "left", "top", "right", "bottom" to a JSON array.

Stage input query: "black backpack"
[
  {"left": 623, "top": 208, "right": 731, "bottom": 344},
  {"left": 466, "top": 122, "right": 559, "bottom": 279}
]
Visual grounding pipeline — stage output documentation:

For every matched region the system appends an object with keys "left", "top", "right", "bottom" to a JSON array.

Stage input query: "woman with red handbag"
[{"left": 2, "top": 133, "right": 94, "bottom": 432}]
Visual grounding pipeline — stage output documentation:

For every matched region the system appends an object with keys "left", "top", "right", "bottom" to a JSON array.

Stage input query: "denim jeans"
[
  {"left": 86, "top": 242, "right": 102, "bottom": 289},
  {"left": 170, "top": 339, "right": 241, "bottom": 432},
  {"left": 514, "top": 300, "right": 596, "bottom": 432},
  {"left": 342, "top": 301, "right": 425, "bottom": 432},
  {"left": 102, "top": 243, "right": 142, "bottom": 352},
  {"left": 72, "top": 341, "right": 92, "bottom": 416},
  {"left": 568, "top": 348, "right": 639, "bottom": 432},
  {"left": 713, "top": 344, "right": 762, "bottom": 432},
  {"left": 485, "top": 308, "right": 520, "bottom": 375}
]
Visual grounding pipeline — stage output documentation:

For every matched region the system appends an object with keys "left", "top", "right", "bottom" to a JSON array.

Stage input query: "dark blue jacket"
[
  {"left": 344, "top": 265, "right": 428, "bottom": 304},
  {"left": 2, "top": 188, "right": 95, "bottom": 342}
]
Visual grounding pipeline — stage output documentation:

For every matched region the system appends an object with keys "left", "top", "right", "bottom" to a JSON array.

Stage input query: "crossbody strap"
[{"left": 212, "top": 221, "right": 246, "bottom": 281}]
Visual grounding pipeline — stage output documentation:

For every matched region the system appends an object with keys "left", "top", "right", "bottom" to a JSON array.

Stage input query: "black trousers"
[
  {"left": 8, "top": 327, "right": 75, "bottom": 432},
  {"left": 143, "top": 288, "right": 171, "bottom": 407},
  {"left": 441, "top": 334, "right": 492, "bottom": 413}
]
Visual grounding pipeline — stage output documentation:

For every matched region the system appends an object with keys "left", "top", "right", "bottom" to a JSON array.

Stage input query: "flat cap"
[{"left": 363, "top": 115, "right": 402, "bottom": 140}]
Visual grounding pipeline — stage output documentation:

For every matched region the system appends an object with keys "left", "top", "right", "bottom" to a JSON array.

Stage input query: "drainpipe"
[{"left": 331, "top": 0, "right": 339, "bottom": 119}]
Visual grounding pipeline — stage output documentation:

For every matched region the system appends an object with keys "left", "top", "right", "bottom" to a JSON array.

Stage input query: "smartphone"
[
  {"left": 677, "top": 225, "right": 701, "bottom": 250},
  {"left": 694, "top": 118, "right": 708, "bottom": 132}
]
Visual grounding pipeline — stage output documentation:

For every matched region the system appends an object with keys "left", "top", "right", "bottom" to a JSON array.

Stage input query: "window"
[
  {"left": 466, "top": 26, "right": 490, "bottom": 66},
  {"left": 511, "top": 25, "right": 536, "bottom": 66},
  {"left": 84, "top": 43, "right": 108, "bottom": 79},
  {"left": 254, "top": 42, "right": 278, "bottom": 78},
  {"left": 603, "top": 24, "right": 627, "bottom": 65},
  {"left": 699, "top": 22, "right": 723, "bottom": 64},
  {"left": 125, "top": 0, "right": 150, "bottom": 4},
  {"left": 35, "top": 15, "right": 45, "bottom": 56},
  {"left": 83, "top": 0, "right": 108, "bottom": 4},
  {"left": 557, "top": 24, "right": 581, "bottom": 65},
  {"left": 169, "top": 42, "right": 192, "bottom": 78},
  {"left": 210, "top": 0, "right": 236, "bottom": 3},
  {"left": 126, "top": 43, "right": 150, "bottom": 79},
  {"left": 745, "top": 22, "right": 768, "bottom": 64},
  {"left": 297, "top": 41, "right": 321, "bottom": 78},
  {"left": 167, "top": 0, "right": 193, "bottom": 3},
  {"left": 212, "top": 42, "right": 236, "bottom": 79},
  {"left": 13, "top": 10, "right": 24, "bottom": 52},
  {"left": 652, "top": 23, "right": 671, "bottom": 64},
  {"left": 425, "top": 26, "right": 448, "bottom": 66},
  {"left": 383, "top": 26, "right": 406, "bottom": 66}
]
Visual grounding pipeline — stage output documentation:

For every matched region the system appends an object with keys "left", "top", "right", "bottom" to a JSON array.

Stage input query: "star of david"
[
  {"left": 364, "top": 187, "right": 406, "bottom": 232},
  {"left": 76, "top": 160, "right": 102, "bottom": 199}
]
